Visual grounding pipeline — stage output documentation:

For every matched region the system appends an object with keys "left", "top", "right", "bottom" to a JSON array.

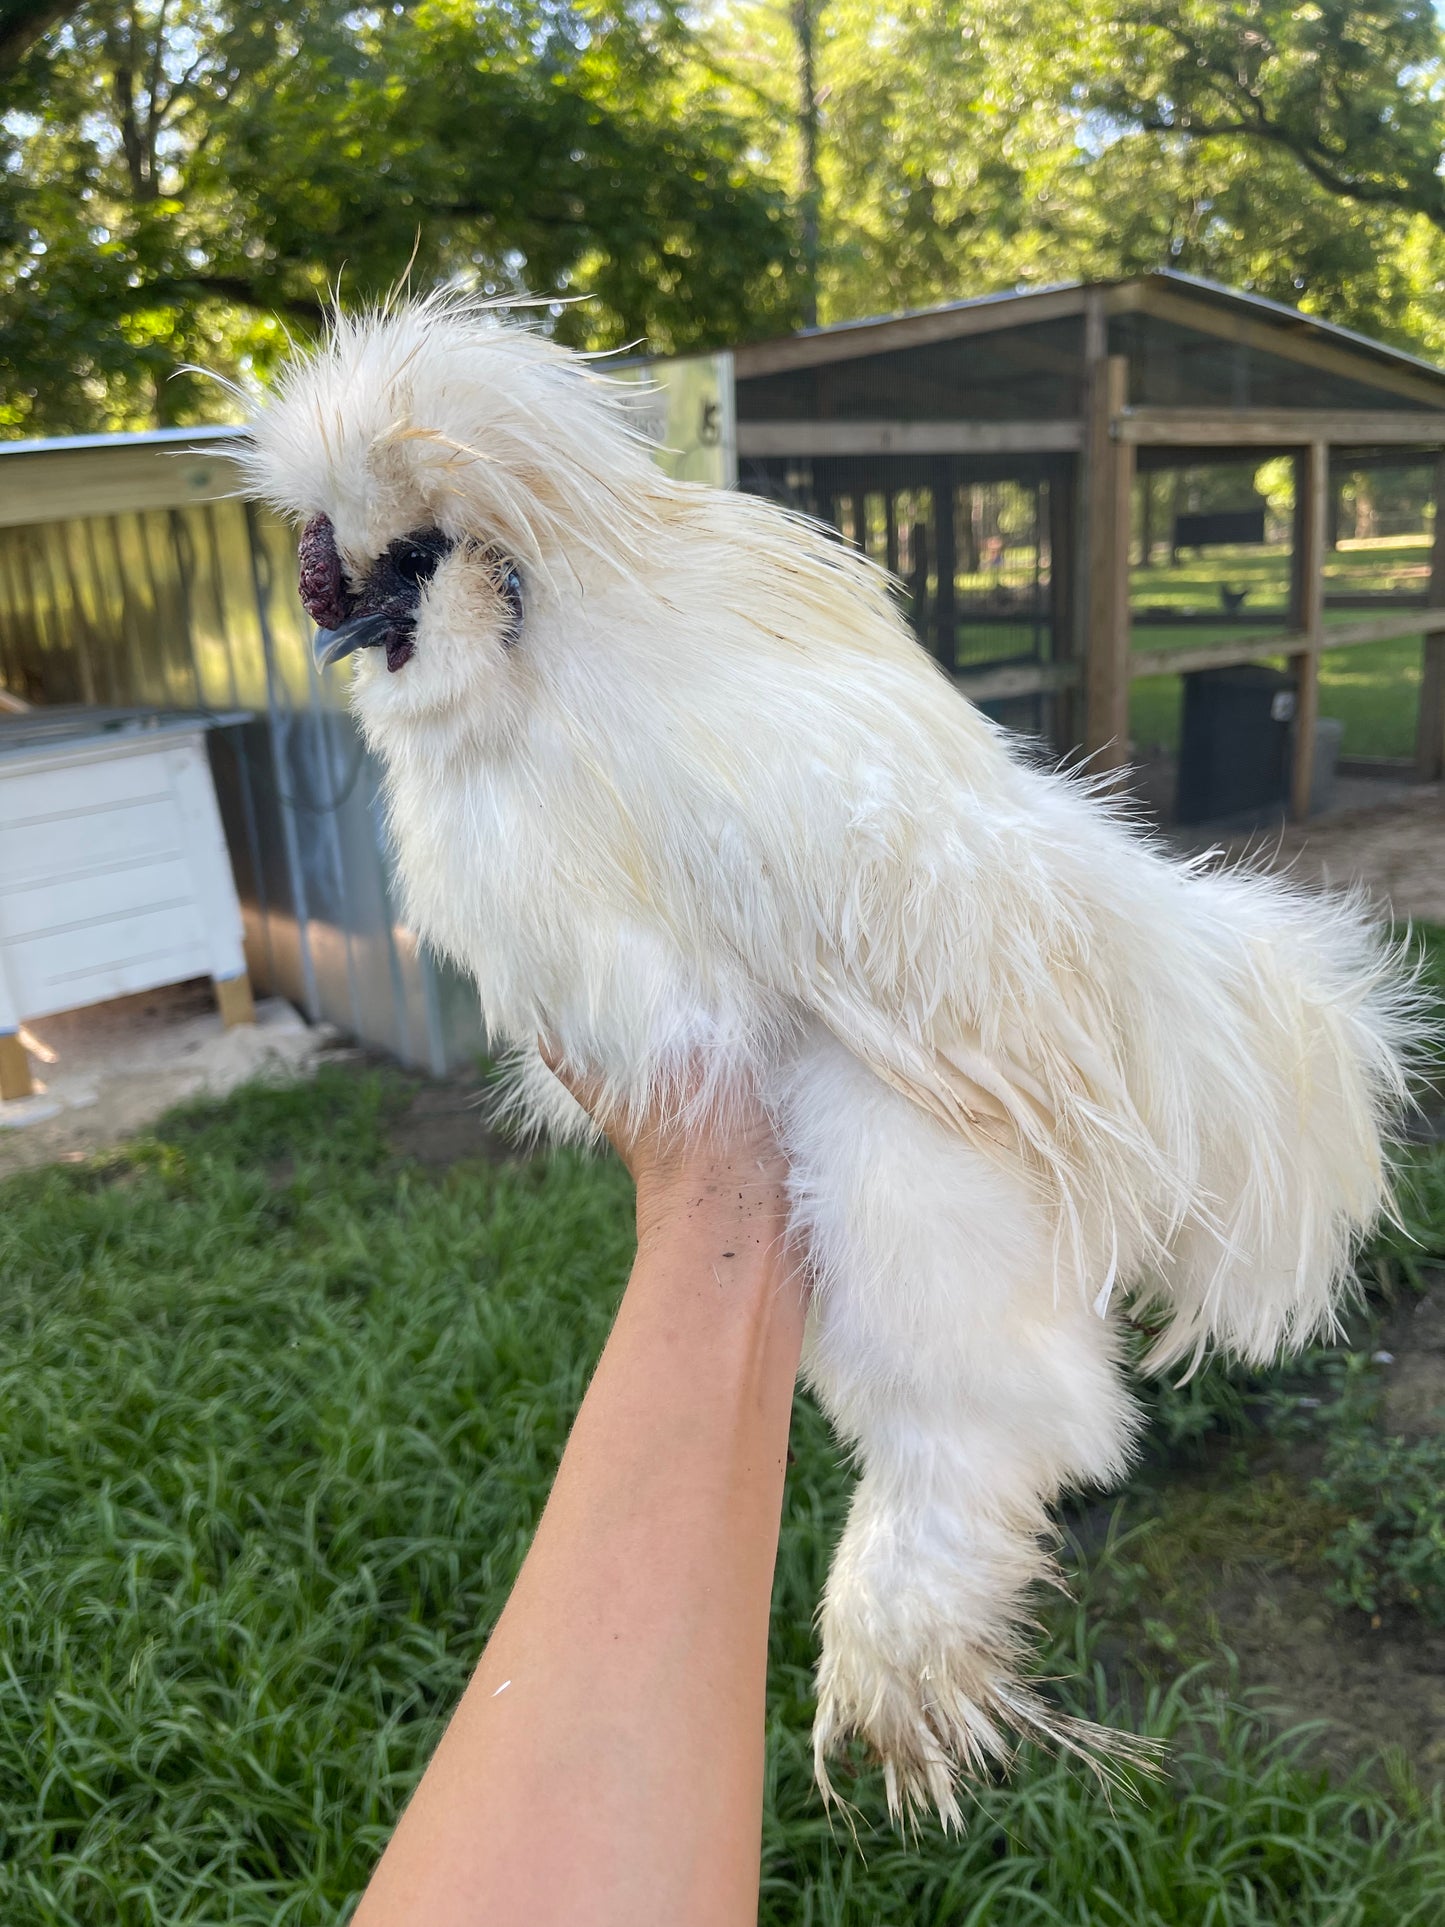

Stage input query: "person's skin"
[{"left": 353, "top": 1061, "right": 807, "bottom": 1927}]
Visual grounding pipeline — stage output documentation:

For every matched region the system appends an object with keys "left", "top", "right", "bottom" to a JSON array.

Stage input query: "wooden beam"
[
  {"left": 1071, "top": 296, "right": 1117, "bottom": 755},
  {"left": 1112, "top": 283, "right": 1445, "bottom": 412},
  {"left": 1415, "top": 451, "right": 1445, "bottom": 780},
  {"left": 731, "top": 286, "right": 1088, "bottom": 380},
  {"left": 957, "top": 659, "right": 1079, "bottom": 704},
  {"left": 1129, "top": 607, "right": 1445, "bottom": 679},
  {"left": 1117, "top": 408, "right": 1445, "bottom": 448},
  {"left": 1311, "top": 608, "right": 1445, "bottom": 648},
  {"left": 1131, "top": 634, "right": 1305, "bottom": 678},
  {"left": 0, "top": 439, "right": 235, "bottom": 527},
  {"left": 1083, "top": 356, "right": 1134, "bottom": 765},
  {"left": 1047, "top": 466, "right": 1077, "bottom": 744},
  {"left": 1289, "top": 442, "right": 1328, "bottom": 821},
  {"left": 932, "top": 459, "right": 958, "bottom": 673},
  {"left": 0, "top": 1031, "right": 33, "bottom": 1103},
  {"left": 213, "top": 971, "right": 256, "bottom": 1029},
  {"left": 735, "top": 419, "right": 1081, "bottom": 458}
]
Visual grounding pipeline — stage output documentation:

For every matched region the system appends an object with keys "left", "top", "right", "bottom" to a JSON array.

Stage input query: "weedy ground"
[{"left": 5, "top": 939, "right": 1445, "bottom": 1922}]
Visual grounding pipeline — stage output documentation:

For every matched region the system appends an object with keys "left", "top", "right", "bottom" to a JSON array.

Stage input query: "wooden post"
[
  {"left": 1048, "top": 466, "right": 1077, "bottom": 747},
  {"left": 908, "top": 520, "right": 930, "bottom": 654},
  {"left": 1289, "top": 441, "right": 1328, "bottom": 822},
  {"left": 932, "top": 461, "right": 957, "bottom": 672},
  {"left": 1415, "top": 452, "right": 1445, "bottom": 781},
  {"left": 213, "top": 971, "right": 256, "bottom": 1029},
  {"left": 1138, "top": 469, "right": 1153, "bottom": 567},
  {"left": 0, "top": 1031, "right": 33, "bottom": 1103},
  {"left": 1082, "top": 353, "right": 1134, "bottom": 767}
]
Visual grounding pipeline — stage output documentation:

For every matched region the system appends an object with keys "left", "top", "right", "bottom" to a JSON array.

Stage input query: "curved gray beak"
[{"left": 313, "top": 612, "right": 397, "bottom": 669}]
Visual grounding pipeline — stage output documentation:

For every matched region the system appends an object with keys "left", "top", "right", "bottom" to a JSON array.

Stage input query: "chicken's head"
[{"left": 238, "top": 295, "right": 667, "bottom": 751}]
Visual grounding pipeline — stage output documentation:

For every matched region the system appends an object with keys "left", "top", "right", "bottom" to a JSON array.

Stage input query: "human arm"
[{"left": 352, "top": 1070, "right": 806, "bottom": 1927}]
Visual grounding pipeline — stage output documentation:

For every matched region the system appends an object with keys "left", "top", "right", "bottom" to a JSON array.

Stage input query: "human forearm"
[{"left": 354, "top": 1150, "right": 805, "bottom": 1927}]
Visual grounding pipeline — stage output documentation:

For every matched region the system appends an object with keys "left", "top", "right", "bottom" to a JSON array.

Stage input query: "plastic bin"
[{"left": 1175, "top": 664, "right": 1295, "bottom": 827}]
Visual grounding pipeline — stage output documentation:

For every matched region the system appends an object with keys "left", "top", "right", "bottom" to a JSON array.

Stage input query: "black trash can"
[{"left": 1175, "top": 663, "right": 1296, "bottom": 827}]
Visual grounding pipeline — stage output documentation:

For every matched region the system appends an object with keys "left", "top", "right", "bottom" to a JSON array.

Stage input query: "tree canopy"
[
  {"left": 0, "top": 1, "right": 804, "bottom": 434},
  {"left": 4, "top": 0, "right": 1445, "bottom": 435}
]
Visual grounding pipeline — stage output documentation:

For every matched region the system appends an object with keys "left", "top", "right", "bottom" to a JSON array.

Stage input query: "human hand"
[{"left": 539, "top": 1045, "right": 793, "bottom": 1268}]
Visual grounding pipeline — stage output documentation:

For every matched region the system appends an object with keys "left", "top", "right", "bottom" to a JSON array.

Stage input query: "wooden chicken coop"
[{"left": 730, "top": 270, "right": 1445, "bottom": 819}]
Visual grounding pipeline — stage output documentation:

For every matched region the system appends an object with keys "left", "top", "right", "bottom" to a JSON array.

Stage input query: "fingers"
[
  {"left": 537, "top": 1036, "right": 626, "bottom": 1165},
  {"left": 538, "top": 1036, "right": 602, "bottom": 1113}
]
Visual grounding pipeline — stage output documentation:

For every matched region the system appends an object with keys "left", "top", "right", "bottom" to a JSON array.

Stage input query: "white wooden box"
[{"left": 0, "top": 712, "right": 249, "bottom": 1071}]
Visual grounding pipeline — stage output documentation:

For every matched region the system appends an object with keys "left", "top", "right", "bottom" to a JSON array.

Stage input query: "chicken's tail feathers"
[{"left": 1123, "top": 870, "right": 1427, "bottom": 1374}]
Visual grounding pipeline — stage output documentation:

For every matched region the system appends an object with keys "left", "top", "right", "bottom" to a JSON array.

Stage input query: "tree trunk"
[{"left": 792, "top": 0, "right": 822, "bottom": 328}]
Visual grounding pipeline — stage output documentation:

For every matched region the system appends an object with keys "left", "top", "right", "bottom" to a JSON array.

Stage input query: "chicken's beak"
[{"left": 313, "top": 612, "right": 398, "bottom": 669}]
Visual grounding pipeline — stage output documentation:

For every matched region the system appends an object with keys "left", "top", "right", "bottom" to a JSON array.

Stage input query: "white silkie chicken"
[{"left": 241, "top": 296, "right": 1414, "bottom": 1825}]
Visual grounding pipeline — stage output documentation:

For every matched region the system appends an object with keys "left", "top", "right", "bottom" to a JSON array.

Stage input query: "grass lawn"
[
  {"left": 1127, "top": 538, "right": 1429, "bottom": 760},
  {"left": 5, "top": 1067, "right": 1445, "bottom": 1922},
  {"left": 1130, "top": 633, "right": 1425, "bottom": 761}
]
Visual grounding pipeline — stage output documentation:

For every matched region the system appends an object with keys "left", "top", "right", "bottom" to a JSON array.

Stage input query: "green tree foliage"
[
  {"left": 0, "top": 2, "right": 84, "bottom": 74},
  {"left": 0, "top": 1, "right": 803, "bottom": 434},
  {"left": 1077, "top": 0, "right": 1445, "bottom": 231},
  {"left": 690, "top": 0, "right": 1445, "bottom": 355},
  {"left": 6, "top": 0, "right": 1445, "bottom": 436}
]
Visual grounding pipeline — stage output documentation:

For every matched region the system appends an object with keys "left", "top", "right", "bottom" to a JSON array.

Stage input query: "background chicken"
[{"left": 241, "top": 295, "right": 1415, "bottom": 1826}]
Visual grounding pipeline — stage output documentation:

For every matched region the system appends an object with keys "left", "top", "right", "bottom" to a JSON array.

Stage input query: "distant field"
[
  {"left": 947, "top": 536, "right": 1431, "bottom": 758},
  {"left": 1127, "top": 536, "right": 1430, "bottom": 759}
]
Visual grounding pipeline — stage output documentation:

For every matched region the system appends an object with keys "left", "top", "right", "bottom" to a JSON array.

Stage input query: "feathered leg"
[{"left": 778, "top": 1036, "right": 1140, "bottom": 1828}]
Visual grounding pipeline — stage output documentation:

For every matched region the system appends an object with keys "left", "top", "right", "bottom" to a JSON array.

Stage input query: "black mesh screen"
[
  {"left": 736, "top": 319, "right": 1085, "bottom": 423},
  {"left": 1113, "top": 313, "right": 1427, "bottom": 412}
]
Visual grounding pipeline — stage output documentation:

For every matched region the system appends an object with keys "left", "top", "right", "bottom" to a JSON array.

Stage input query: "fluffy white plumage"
[{"left": 240, "top": 294, "right": 1417, "bottom": 1826}]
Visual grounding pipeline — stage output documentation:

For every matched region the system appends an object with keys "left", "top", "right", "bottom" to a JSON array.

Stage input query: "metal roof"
[
  {"left": 0, "top": 422, "right": 240, "bottom": 459},
  {"left": 729, "top": 270, "right": 1445, "bottom": 394},
  {"left": 1143, "top": 270, "right": 1445, "bottom": 386}
]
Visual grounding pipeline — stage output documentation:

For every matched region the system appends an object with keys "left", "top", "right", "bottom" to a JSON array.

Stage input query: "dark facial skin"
[{"left": 299, "top": 514, "right": 522, "bottom": 671}]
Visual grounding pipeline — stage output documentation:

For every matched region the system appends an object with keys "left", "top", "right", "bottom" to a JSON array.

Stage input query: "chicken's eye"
[
  {"left": 385, "top": 528, "right": 453, "bottom": 592},
  {"left": 494, "top": 559, "right": 524, "bottom": 646}
]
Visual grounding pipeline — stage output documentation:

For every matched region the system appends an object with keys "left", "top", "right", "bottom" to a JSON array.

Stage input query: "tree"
[
  {"left": 689, "top": 0, "right": 1445, "bottom": 359},
  {"left": 1071, "top": 0, "right": 1445, "bottom": 231},
  {"left": 0, "top": 1, "right": 804, "bottom": 435},
  {"left": 7, "top": 0, "right": 1445, "bottom": 438}
]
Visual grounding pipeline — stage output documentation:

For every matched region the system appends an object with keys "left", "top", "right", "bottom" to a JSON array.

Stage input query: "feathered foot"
[{"left": 810, "top": 1481, "right": 1158, "bottom": 1829}]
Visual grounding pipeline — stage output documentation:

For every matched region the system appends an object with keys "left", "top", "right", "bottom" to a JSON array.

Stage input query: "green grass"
[
  {"left": 1127, "top": 539, "right": 1429, "bottom": 760},
  {"left": 1130, "top": 633, "right": 1425, "bottom": 760},
  {"left": 4, "top": 1069, "right": 1445, "bottom": 1921},
  {"left": 1131, "top": 534, "right": 1431, "bottom": 620}
]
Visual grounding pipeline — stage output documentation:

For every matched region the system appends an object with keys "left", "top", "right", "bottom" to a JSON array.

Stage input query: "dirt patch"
[
  {"left": 0, "top": 981, "right": 338, "bottom": 1178},
  {"left": 1380, "top": 1280, "right": 1445, "bottom": 1439},
  {"left": 1113, "top": 1279, "right": 1445, "bottom": 1781},
  {"left": 0, "top": 982, "right": 518, "bottom": 1184},
  {"left": 1209, "top": 1566, "right": 1445, "bottom": 1779},
  {"left": 1104, "top": 1459, "right": 1445, "bottom": 1783},
  {"left": 386, "top": 1076, "right": 513, "bottom": 1169},
  {"left": 1222, "top": 783, "right": 1445, "bottom": 924}
]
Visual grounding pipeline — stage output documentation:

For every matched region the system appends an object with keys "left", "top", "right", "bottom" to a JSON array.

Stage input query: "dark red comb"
[{"left": 298, "top": 514, "right": 353, "bottom": 630}]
